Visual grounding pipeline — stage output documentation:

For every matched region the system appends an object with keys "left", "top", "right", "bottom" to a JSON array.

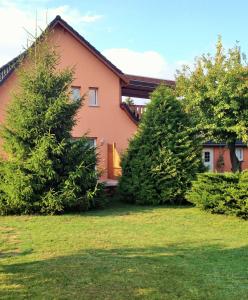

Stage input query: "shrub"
[
  {"left": 186, "top": 172, "right": 248, "bottom": 219},
  {"left": 235, "top": 171, "right": 248, "bottom": 219},
  {"left": 118, "top": 85, "right": 203, "bottom": 205},
  {"left": 0, "top": 41, "right": 101, "bottom": 215}
]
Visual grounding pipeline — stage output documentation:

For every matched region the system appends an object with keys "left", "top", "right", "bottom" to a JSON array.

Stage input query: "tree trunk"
[{"left": 228, "top": 141, "right": 241, "bottom": 173}]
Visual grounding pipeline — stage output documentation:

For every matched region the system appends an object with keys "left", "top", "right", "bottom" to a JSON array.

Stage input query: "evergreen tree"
[
  {"left": 0, "top": 41, "right": 100, "bottom": 215},
  {"left": 118, "top": 85, "right": 203, "bottom": 205}
]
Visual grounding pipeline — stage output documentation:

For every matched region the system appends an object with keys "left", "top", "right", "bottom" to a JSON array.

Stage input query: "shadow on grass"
[
  {"left": 1, "top": 243, "right": 248, "bottom": 300},
  {"left": 80, "top": 198, "right": 193, "bottom": 218},
  {"left": 0, "top": 248, "right": 33, "bottom": 259}
]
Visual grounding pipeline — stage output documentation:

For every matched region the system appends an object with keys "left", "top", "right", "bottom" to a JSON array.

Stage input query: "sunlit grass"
[{"left": 1, "top": 201, "right": 248, "bottom": 299}]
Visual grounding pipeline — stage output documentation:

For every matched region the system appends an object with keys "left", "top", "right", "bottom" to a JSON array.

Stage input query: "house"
[{"left": 0, "top": 16, "right": 247, "bottom": 182}]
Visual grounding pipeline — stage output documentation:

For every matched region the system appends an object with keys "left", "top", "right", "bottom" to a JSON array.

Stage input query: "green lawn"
[{"left": 1, "top": 202, "right": 248, "bottom": 300}]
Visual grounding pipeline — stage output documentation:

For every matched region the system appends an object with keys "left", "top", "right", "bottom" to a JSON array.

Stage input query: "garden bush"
[{"left": 186, "top": 171, "right": 248, "bottom": 219}]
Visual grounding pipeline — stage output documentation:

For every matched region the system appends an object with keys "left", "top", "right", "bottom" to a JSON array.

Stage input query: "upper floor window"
[
  {"left": 89, "top": 87, "right": 98, "bottom": 106},
  {"left": 71, "top": 86, "right": 81, "bottom": 101},
  {"left": 235, "top": 148, "right": 244, "bottom": 161}
]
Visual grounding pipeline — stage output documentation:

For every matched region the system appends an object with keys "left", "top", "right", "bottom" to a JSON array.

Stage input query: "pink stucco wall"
[{"left": 0, "top": 23, "right": 137, "bottom": 179}]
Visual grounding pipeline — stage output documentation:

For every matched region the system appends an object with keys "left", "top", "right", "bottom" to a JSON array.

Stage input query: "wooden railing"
[
  {"left": 120, "top": 103, "right": 146, "bottom": 124},
  {"left": 129, "top": 105, "right": 146, "bottom": 120}
]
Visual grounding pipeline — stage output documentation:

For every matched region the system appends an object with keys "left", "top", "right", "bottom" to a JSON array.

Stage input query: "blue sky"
[{"left": 1, "top": 0, "right": 248, "bottom": 79}]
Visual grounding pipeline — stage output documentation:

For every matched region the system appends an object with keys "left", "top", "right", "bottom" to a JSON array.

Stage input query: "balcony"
[{"left": 120, "top": 102, "right": 146, "bottom": 124}]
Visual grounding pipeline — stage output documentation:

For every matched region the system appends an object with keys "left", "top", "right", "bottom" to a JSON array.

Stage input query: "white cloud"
[
  {"left": 103, "top": 48, "right": 194, "bottom": 103},
  {"left": 102, "top": 48, "right": 175, "bottom": 79},
  {"left": 0, "top": 2, "right": 103, "bottom": 66},
  {"left": 102, "top": 48, "right": 192, "bottom": 80}
]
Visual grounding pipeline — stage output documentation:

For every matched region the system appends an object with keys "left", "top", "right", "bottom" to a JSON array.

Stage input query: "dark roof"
[
  {"left": 125, "top": 74, "right": 175, "bottom": 86},
  {"left": 0, "top": 54, "right": 22, "bottom": 85},
  {"left": 0, "top": 15, "right": 127, "bottom": 85},
  {"left": 122, "top": 74, "right": 175, "bottom": 98},
  {"left": 203, "top": 140, "right": 247, "bottom": 147}
]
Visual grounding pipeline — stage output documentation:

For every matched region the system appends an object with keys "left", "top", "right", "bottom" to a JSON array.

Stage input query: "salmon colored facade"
[
  {"left": 0, "top": 17, "right": 137, "bottom": 180},
  {"left": 203, "top": 145, "right": 248, "bottom": 172},
  {"left": 0, "top": 16, "right": 247, "bottom": 181}
]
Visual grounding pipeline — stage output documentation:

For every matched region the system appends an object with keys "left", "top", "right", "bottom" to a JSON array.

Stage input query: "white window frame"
[
  {"left": 235, "top": 148, "right": 244, "bottom": 162},
  {"left": 87, "top": 138, "right": 97, "bottom": 148},
  {"left": 202, "top": 148, "right": 214, "bottom": 171},
  {"left": 89, "top": 87, "right": 98, "bottom": 107},
  {"left": 71, "top": 86, "right": 81, "bottom": 102}
]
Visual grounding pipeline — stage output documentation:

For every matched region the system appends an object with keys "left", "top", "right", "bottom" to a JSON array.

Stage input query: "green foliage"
[
  {"left": 233, "top": 171, "right": 248, "bottom": 219},
  {"left": 118, "top": 85, "right": 203, "bottom": 205},
  {"left": 176, "top": 37, "right": 248, "bottom": 172},
  {"left": 0, "top": 41, "right": 101, "bottom": 215},
  {"left": 124, "top": 97, "right": 134, "bottom": 105},
  {"left": 2, "top": 205, "right": 248, "bottom": 300},
  {"left": 186, "top": 172, "right": 248, "bottom": 219}
]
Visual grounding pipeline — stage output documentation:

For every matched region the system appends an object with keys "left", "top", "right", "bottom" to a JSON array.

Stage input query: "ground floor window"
[
  {"left": 204, "top": 151, "right": 210, "bottom": 163},
  {"left": 70, "top": 137, "right": 97, "bottom": 150},
  {"left": 87, "top": 138, "right": 97, "bottom": 148},
  {"left": 202, "top": 148, "right": 214, "bottom": 171}
]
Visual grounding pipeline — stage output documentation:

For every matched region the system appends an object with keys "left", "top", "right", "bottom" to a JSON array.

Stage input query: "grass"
[{"left": 1, "top": 201, "right": 248, "bottom": 300}]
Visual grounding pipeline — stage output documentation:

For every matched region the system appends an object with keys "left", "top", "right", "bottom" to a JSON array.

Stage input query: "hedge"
[{"left": 186, "top": 172, "right": 248, "bottom": 219}]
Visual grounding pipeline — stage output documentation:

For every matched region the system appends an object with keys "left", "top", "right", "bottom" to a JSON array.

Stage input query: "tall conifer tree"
[
  {"left": 118, "top": 86, "right": 203, "bottom": 205},
  {"left": 0, "top": 40, "right": 100, "bottom": 215}
]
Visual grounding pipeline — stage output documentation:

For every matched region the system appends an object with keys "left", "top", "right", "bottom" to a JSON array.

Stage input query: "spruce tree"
[
  {"left": 0, "top": 41, "right": 100, "bottom": 215},
  {"left": 118, "top": 85, "right": 203, "bottom": 205}
]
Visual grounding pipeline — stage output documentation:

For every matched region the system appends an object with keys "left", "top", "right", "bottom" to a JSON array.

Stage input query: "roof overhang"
[{"left": 121, "top": 74, "right": 175, "bottom": 99}]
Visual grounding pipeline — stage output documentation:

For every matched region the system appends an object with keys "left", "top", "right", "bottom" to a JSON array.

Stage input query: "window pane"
[
  {"left": 235, "top": 148, "right": 243, "bottom": 161},
  {"left": 89, "top": 88, "right": 98, "bottom": 106},
  {"left": 71, "top": 87, "right": 80, "bottom": 101},
  {"left": 204, "top": 152, "right": 210, "bottom": 162},
  {"left": 87, "top": 138, "right": 96, "bottom": 148}
]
